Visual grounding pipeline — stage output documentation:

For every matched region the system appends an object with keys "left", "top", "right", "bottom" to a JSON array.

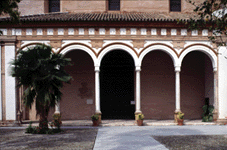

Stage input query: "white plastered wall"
[
  {"left": 5, "top": 45, "right": 16, "bottom": 120},
  {"left": 0, "top": 45, "right": 1, "bottom": 120},
  {"left": 218, "top": 46, "right": 227, "bottom": 119}
]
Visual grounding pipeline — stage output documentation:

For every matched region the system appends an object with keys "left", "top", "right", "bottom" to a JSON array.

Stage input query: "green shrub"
[
  {"left": 25, "top": 121, "right": 35, "bottom": 133},
  {"left": 51, "top": 114, "right": 62, "bottom": 129},
  {"left": 25, "top": 121, "right": 62, "bottom": 134},
  {"left": 138, "top": 114, "right": 144, "bottom": 120},
  {"left": 177, "top": 112, "right": 184, "bottom": 119},
  {"left": 202, "top": 98, "right": 214, "bottom": 122},
  {"left": 91, "top": 114, "right": 99, "bottom": 121}
]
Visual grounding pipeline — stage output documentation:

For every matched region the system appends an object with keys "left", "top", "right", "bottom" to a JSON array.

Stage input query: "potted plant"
[
  {"left": 51, "top": 113, "right": 62, "bottom": 130},
  {"left": 202, "top": 98, "right": 214, "bottom": 122},
  {"left": 137, "top": 114, "right": 144, "bottom": 126},
  {"left": 91, "top": 114, "right": 99, "bottom": 126},
  {"left": 177, "top": 112, "right": 184, "bottom": 126}
]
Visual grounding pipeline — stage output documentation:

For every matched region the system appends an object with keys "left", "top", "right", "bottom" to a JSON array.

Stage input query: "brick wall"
[
  {"left": 8, "top": 0, "right": 205, "bottom": 16},
  {"left": 18, "top": 0, "right": 48, "bottom": 16},
  {"left": 181, "top": 51, "right": 206, "bottom": 119},
  {"left": 141, "top": 51, "right": 175, "bottom": 119},
  {"left": 60, "top": 50, "right": 95, "bottom": 120}
]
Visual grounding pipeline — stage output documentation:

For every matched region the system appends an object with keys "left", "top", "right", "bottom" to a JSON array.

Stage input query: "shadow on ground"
[
  {"left": 0, "top": 129, "right": 98, "bottom": 150},
  {"left": 153, "top": 135, "right": 227, "bottom": 150}
]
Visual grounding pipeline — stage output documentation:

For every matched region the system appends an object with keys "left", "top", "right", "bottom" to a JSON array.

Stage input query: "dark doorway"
[{"left": 100, "top": 50, "right": 135, "bottom": 119}]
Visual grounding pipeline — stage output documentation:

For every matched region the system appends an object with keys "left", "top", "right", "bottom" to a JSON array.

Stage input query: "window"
[
  {"left": 109, "top": 0, "right": 120, "bottom": 10},
  {"left": 49, "top": 0, "right": 60, "bottom": 13},
  {"left": 170, "top": 0, "right": 181, "bottom": 12}
]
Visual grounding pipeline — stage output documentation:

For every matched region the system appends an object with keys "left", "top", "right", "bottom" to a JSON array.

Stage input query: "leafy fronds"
[
  {"left": 0, "top": 0, "right": 21, "bottom": 24},
  {"left": 10, "top": 44, "right": 72, "bottom": 127},
  {"left": 183, "top": 0, "right": 227, "bottom": 46}
]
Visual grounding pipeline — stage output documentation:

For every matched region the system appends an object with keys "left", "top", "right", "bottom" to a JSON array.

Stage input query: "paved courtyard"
[
  {"left": 0, "top": 128, "right": 98, "bottom": 150},
  {"left": 1, "top": 125, "right": 227, "bottom": 150}
]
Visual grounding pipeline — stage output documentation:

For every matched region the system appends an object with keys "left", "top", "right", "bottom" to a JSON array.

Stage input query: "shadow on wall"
[{"left": 78, "top": 82, "right": 93, "bottom": 99}]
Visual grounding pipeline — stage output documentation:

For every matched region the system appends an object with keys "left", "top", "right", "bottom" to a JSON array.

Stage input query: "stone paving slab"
[
  {"left": 93, "top": 126, "right": 168, "bottom": 150},
  {"left": 1, "top": 125, "right": 227, "bottom": 150},
  {"left": 93, "top": 125, "right": 227, "bottom": 150},
  {"left": 5, "top": 119, "right": 216, "bottom": 127}
]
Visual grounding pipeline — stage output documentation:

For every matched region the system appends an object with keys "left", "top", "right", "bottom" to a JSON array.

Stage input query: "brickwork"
[
  {"left": 181, "top": 51, "right": 206, "bottom": 119},
  {"left": 18, "top": 0, "right": 47, "bottom": 16},
  {"left": 13, "top": 0, "right": 205, "bottom": 16},
  {"left": 0, "top": 0, "right": 218, "bottom": 121},
  {"left": 60, "top": 50, "right": 95, "bottom": 120},
  {"left": 141, "top": 51, "right": 175, "bottom": 119}
]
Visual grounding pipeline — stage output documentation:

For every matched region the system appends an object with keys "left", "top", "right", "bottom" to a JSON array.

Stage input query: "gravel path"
[
  {"left": 0, "top": 129, "right": 98, "bottom": 150},
  {"left": 153, "top": 135, "right": 227, "bottom": 150}
]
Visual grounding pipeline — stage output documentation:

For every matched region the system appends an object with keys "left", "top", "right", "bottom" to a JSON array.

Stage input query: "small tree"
[
  {"left": 0, "top": 0, "right": 20, "bottom": 21},
  {"left": 183, "top": 0, "right": 227, "bottom": 46},
  {"left": 11, "top": 44, "right": 71, "bottom": 129}
]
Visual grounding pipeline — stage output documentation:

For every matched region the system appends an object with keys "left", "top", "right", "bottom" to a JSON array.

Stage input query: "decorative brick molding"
[
  {"left": 49, "top": 40, "right": 62, "bottom": 50},
  {"left": 133, "top": 40, "right": 145, "bottom": 49},
  {"left": 172, "top": 40, "right": 185, "bottom": 49},
  {"left": 16, "top": 40, "right": 24, "bottom": 50},
  {"left": 91, "top": 40, "right": 103, "bottom": 49}
]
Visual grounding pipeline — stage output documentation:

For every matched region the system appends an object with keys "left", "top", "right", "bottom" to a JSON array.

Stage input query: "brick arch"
[
  {"left": 139, "top": 43, "right": 178, "bottom": 67},
  {"left": 97, "top": 43, "right": 138, "bottom": 67},
  {"left": 17, "top": 42, "right": 54, "bottom": 55},
  {"left": 58, "top": 43, "right": 97, "bottom": 66},
  {"left": 179, "top": 44, "right": 218, "bottom": 71}
]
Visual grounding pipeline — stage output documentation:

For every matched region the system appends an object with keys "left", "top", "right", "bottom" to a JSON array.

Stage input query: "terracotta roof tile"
[{"left": 0, "top": 12, "right": 199, "bottom": 22}]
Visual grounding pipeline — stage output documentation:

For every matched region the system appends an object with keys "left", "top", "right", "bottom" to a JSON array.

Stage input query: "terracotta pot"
[
  {"left": 92, "top": 120, "right": 99, "bottom": 126},
  {"left": 177, "top": 119, "right": 184, "bottom": 126},
  {"left": 137, "top": 119, "right": 143, "bottom": 126}
]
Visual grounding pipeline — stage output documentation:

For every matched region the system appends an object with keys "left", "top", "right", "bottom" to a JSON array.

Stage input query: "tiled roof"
[{"left": 0, "top": 12, "right": 198, "bottom": 22}]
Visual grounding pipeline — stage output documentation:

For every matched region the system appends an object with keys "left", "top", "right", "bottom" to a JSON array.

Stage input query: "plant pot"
[
  {"left": 177, "top": 119, "right": 184, "bottom": 126},
  {"left": 92, "top": 120, "right": 99, "bottom": 126},
  {"left": 137, "top": 119, "right": 143, "bottom": 126}
]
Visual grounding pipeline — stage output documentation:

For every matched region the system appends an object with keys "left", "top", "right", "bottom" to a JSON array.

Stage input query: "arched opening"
[
  {"left": 100, "top": 50, "right": 135, "bottom": 119},
  {"left": 141, "top": 50, "right": 175, "bottom": 119},
  {"left": 181, "top": 51, "right": 214, "bottom": 119},
  {"left": 61, "top": 50, "right": 95, "bottom": 120}
]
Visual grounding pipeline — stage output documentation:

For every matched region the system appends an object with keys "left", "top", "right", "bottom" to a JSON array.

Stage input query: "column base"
[
  {"left": 95, "top": 111, "right": 102, "bottom": 123},
  {"left": 54, "top": 111, "right": 60, "bottom": 115},
  {"left": 216, "top": 119, "right": 227, "bottom": 125},
  {"left": 12, "top": 121, "right": 21, "bottom": 127},
  {"left": 213, "top": 111, "right": 218, "bottom": 122},
  {"left": 135, "top": 111, "right": 142, "bottom": 121}
]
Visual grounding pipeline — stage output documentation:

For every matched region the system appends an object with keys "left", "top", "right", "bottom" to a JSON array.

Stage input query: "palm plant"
[{"left": 11, "top": 44, "right": 71, "bottom": 129}]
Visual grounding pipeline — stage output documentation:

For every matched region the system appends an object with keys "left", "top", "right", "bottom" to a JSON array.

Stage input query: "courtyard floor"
[
  {"left": 1, "top": 124, "right": 227, "bottom": 150},
  {"left": 17, "top": 119, "right": 216, "bottom": 127}
]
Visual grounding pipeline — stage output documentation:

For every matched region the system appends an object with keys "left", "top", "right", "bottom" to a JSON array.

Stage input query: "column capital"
[
  {"left": 213, "top": 67, "right": 217, "bottom": 72},
  {"left": 175, "top": 66, "right": 181, "bottom": 72},
  {"left": 135, "top": 66, "right": 141, "bottom": 71},
  {"left": 95, "top": 66, "right": 100, "bottom": 72}
]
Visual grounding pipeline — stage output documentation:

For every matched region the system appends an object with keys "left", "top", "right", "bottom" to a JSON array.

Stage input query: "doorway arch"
[
  {"left": 181, "top": 51, "right": 214, "bottom": 119},
  {"left": 141, "top": 50, "right": 175, "bottom": 119},
  {"left": 100, "top": 50, "right": 135, "bottom": 119},
  {"left": 61, "top": 50, "right": 95, "bottom": 120}
]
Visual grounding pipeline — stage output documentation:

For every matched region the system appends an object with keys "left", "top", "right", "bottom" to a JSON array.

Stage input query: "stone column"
[
  {"left": 95, "top": 66, "right": 101, "bottom": 122},
  {"left": 213, "top": 69, "right": 218, "bottom": 121},
  {"left": 0, "top": 44, "right": 2, "bottom": 121},
  {"left": 174, "top": 66, "right": 181, "bottom": 122},
  {"left": 135, "top": 66, "right": 142, "bottom": 120},
  {"left": 54, "top": 65, "right": 61, "bottom": 114},
  {"left": 54, "top": 101, "right": 60, "bottom": 114}
]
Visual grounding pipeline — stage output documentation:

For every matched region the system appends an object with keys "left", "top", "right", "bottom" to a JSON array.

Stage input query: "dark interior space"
[{"left": 100, "top": 50, "right": 135, "bottom": 119}]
